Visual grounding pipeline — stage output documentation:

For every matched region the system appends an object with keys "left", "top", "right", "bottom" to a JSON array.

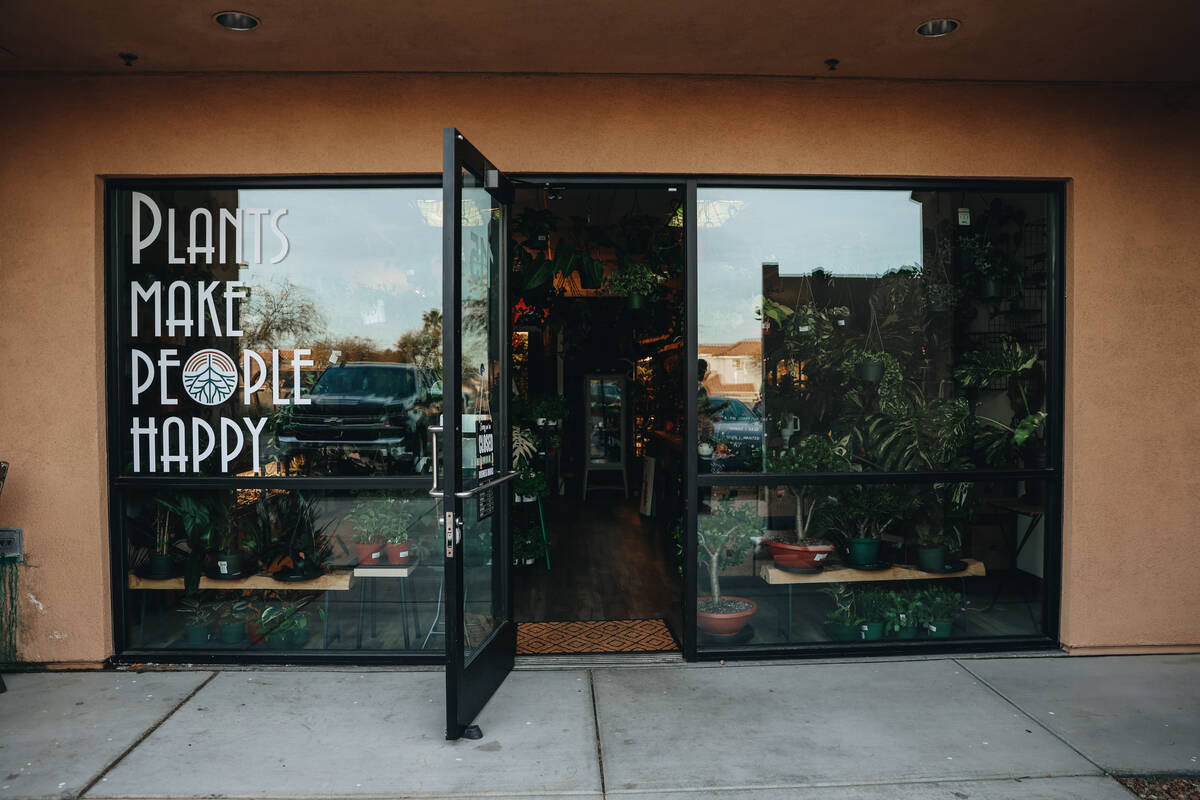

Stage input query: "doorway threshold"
[{"left": 514, "top": 652, "right": 685, "bottom": 670}]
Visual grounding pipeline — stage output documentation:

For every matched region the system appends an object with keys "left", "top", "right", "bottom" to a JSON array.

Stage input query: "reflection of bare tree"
[
  {"left": 243, "top": 280, "right": 327, "bottom": 349},
  {"left": 393, "top": 308, "right": 442, "bottom": 379}
]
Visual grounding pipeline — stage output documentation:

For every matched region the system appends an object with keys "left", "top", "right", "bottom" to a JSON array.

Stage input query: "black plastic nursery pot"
[{"left": 917, "top": 546, "right": 947, "bottom": 571}]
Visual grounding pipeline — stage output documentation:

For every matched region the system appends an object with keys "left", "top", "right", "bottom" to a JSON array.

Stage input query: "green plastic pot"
[
  {"left": 824, "top": 622, "right": 859, "bottom": 642},
  {"left": 217, "top": 622, "right": 244, "bottom": 644},
  {"left": 926, "top": 620, "right": 953, "bottom": 639},
  {"left": 859, "top": 621, "right": 884, "bottom": 641},
  {"left": 847, "top": 538, "right": 880, "bottom": 566},
  {"left": 917, "top": 545, "right": 947, "bottom": 572},
  {"left": 184, "top": 624, "right": 209, "bottom": 645},
  {"left": 893, "top": 628, "right": 917, "bottom": 640},
  {"left": 265, "top": 631, "right": 290, "bottom": 650},
  {"left": 147, "top": 554, "right": 174, "bottom": 579},
  {"left": 291, "top": 627, "right": 311, "bottom": 648},
  {"left": 628, "top": 292, "right": 646, "bottom": 310}
]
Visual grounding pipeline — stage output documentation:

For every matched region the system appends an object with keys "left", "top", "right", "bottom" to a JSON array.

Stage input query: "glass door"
[{"left": 438, "top": 128, "right": 517, "bottom": 740}]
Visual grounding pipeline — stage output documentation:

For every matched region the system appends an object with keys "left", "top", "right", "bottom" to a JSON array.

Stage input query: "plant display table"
[
  {"left": 759, "top": 559, "right": 986, "bottom": 639},
  {"left": 127, "top": 571, "right": 353, "bottom": 591},
  {"left": 758, "top": 558, "right": 985, "bottom": 585},
  {"left": 127, "top": 569, "right": 353, "bottom": 648},
  {"left": 350, "top": 563, "right": 421, "bottom": 649}
]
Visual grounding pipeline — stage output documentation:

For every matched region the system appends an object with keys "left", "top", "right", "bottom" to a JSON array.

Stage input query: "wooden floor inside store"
[{"left": 513, "top": 495, "right": 681, "bottom": 625}]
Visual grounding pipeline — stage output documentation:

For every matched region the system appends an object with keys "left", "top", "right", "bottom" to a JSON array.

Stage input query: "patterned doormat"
[{"left": 517, "top": 619, "right": 679, "bottom": 655}]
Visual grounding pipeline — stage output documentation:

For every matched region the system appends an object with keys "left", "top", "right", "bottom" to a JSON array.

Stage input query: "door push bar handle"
[
  {"left": 428, "top": 425, "right": 444, "bottom": 498},
  {"left": 454, "top": 470, "right": 519, "bottom": 499}
]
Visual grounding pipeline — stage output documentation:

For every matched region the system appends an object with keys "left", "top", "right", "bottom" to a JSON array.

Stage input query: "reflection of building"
[{"left": 698, "top": 340, "right": 761, "bottom": 404}]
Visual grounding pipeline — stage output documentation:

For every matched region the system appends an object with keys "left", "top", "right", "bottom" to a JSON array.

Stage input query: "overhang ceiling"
[{"left": 2, "top": 0, "right": 1198, "bottom": 82}]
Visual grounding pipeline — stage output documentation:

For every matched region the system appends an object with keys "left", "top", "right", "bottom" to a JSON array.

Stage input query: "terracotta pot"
[
  {"left": 385, "top": 542, "right": 411, "bottom": 565},
  {"left": 697, "top": 596, "right": 757, "bottom": 636},
  {"left": 764, "top": 539, "right": 834, "bottom": 570},
  {"left": 355, "top": 542, "right": 383, "bottom": 566}
]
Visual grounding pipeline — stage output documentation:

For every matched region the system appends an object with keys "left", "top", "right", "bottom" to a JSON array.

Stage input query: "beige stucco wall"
[{"left": 0, "top": 74, "right": 1197, "bottom": 663}]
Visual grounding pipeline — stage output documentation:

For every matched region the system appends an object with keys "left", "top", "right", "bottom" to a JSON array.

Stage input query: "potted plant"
[
  {"left": 346, "top": 492, "right": 413, "bottom": 566},
  {"left": 855, "top": 588, "right": 888, "bottom": 641},
  {"left": 763, "top": 434, "right": 852, "bottom": 569},
  {"left": 176, "top": 596, "right": 216, "bottom": 645},
  {"left": 826, "top": 484, "right": 915, "bottom": 567},
  {"left": 696, "top": 497, "right": 759, "bottom": 636},
  {"left": 882, "top": 590, "right": 923, "bottom": 639},
  {"left": 211, "top": 525, "right": 246, "bottom": 579},
  {"left": 512, "top": 524, "right": 542, "bottom": 568},
  {"left": 147, "top": 505, "right": 174, "bottom": 579},
  {"left": 919, "top": 586, "right": 962, "bottom": 639},
  {"left": 262, "top": 492, "right": 334, "bottom": 582},
  {"left": 603, "top": 258, "right": 661, "bottom": 309},
  {"left": 821, "top": 584, "right": 860, "bottom": 641},
  {"left": 215, "top": 599, "right": 251, "bottom": 645}
]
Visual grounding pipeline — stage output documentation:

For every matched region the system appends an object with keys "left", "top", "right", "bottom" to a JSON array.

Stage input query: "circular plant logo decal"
[{"left": 181, "top": 348, "right": 239, "bottom": 405}]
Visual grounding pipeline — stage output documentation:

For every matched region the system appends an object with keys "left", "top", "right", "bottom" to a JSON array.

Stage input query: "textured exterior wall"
[{"left": 0, "top": 74, "right": 1197, "bottom": 663}]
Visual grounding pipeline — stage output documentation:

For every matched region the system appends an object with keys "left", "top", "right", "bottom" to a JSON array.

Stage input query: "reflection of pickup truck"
[
  {"left": 278, "top": 362, "right": 440, "bottom": 464},
  {"left": 709, "top": 396, "right": 763, "bottom": 447}
]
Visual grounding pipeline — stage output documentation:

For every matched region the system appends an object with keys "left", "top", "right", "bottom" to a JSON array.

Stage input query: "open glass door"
[{"left": 438, "top": 128, "right": 518, "bottom": 740}]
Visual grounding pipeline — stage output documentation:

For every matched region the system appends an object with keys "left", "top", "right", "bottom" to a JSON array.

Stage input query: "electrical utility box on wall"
[{"left": 0, "top": 528, "right": 22, "bottom": 561}]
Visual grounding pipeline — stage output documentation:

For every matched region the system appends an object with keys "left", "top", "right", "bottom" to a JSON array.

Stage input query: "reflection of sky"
[
  {"left": 699, "top": 189, "right": 922, "bottom": 343},
  {"left": 239, "top": 188, "right": 441, "bottom": 348}
]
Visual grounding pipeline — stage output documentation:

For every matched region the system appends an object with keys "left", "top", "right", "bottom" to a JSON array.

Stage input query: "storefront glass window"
[
  {"left": 111, "top": 182, "right": 446, "bottom": 657},
  {"left": 694, "top": 185, "right": 1059, "bottom": 653}
]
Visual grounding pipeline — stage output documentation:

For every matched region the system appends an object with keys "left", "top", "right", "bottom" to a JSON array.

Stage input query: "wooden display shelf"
[
  {"left": 127, "top": 570, "right": 353, "bottom": 591},
  {"left": 352, "top": 562, "right": 418, "bottom": 578},
  {"left": 759, "top": 558, "right": 986, "bottom": 585}
]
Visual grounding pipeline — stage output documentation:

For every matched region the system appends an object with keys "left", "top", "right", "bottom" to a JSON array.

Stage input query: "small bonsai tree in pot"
[
  {"left": 763, "top": 434, "right": 853, "bottom": 570},
  {"left": 696, "top": 497, "right": 760, "bottom": 636}
]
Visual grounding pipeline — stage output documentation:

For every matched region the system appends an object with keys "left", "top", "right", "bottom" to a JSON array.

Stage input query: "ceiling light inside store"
[
  {"left": 213, "top": 11, "right": 260, "bottom": 31},
  {"left": 916, "top": 19, "right": 959, "bottom": 37}
]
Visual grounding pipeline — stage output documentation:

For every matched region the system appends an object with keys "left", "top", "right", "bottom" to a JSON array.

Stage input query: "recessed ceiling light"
[
  {"left": 916, "top": 19, "right": 959, "bottom": 38},
  {"left": 213, "top": 11, "right": 260, "bottom": 31}
]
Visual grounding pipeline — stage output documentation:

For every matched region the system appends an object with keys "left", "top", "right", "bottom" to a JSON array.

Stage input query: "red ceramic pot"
[
  {"left": 385, "top": 542, "right": 411, "bottom": 566},
  {"left": 355, "top": 542, "right": 383, "bottom": 566},
  {"left": 697, "top": 596, "right": 758, "bottom": 636},
  {"left": 763, "top": 539, "right": 834, "bottom": 570}
]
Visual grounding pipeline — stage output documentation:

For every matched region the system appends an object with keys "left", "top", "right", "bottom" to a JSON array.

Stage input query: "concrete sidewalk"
[{"left": 1, "top": 654, "right": 1197, "bottom": 800}]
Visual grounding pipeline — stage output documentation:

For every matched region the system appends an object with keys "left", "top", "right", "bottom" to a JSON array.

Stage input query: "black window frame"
[{"left": 683, "top": 176, "right": 1066, "bottom": 661}]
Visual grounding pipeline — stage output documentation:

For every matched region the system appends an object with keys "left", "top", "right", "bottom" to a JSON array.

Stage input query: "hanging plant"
[
  {"left": 603, "top": 259, "right": 662, "bottom": 307},
  {"left": 841, "top": 348, "right": 907, "bottom": 417}
]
